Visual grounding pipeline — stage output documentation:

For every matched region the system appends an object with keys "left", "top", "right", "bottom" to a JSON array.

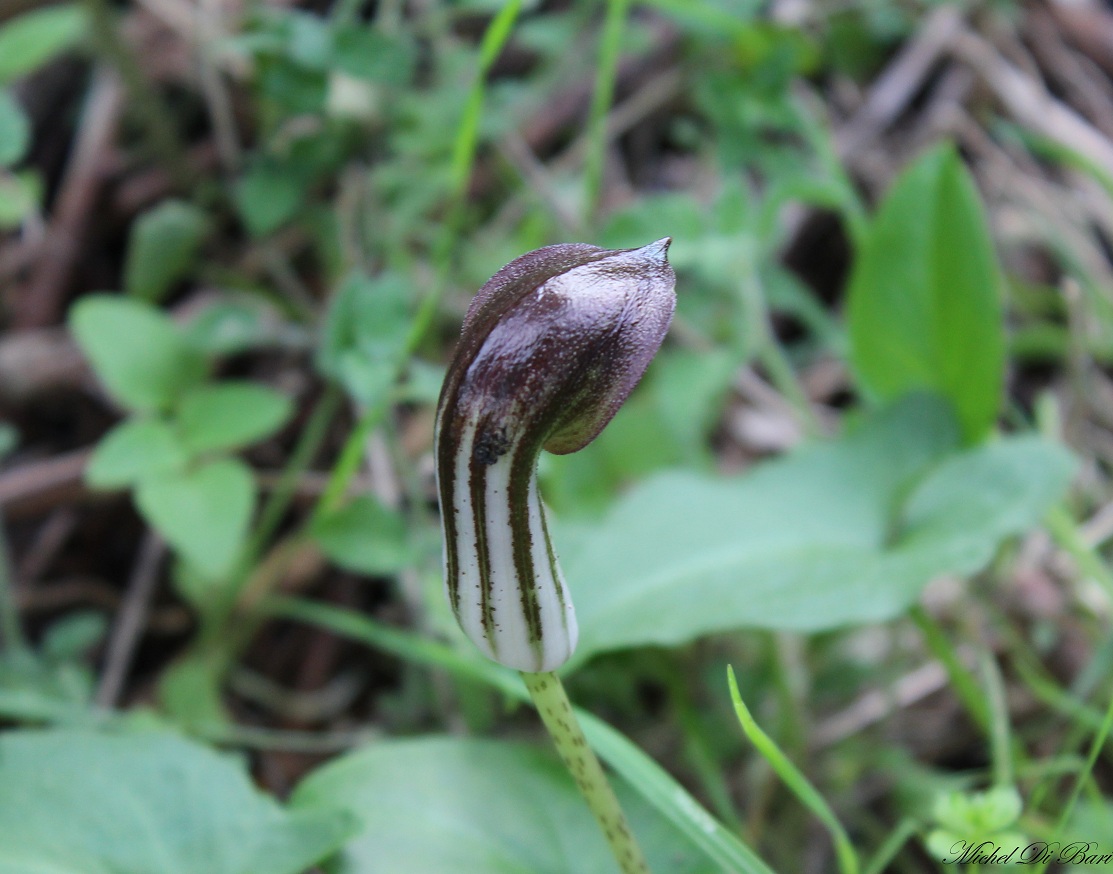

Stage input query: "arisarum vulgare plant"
[{"left": 435, "top": 239, "right": 676, "bottom": 873}]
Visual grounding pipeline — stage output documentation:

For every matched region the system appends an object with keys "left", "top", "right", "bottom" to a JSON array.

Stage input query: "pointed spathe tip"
[{"left": 637, "top": 237, "right": 672, "bottom": 263}]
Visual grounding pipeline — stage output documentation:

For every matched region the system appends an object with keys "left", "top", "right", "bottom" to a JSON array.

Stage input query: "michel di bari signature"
[{"left": 942, "top": 839, "right": 1113, "bottom": 866}]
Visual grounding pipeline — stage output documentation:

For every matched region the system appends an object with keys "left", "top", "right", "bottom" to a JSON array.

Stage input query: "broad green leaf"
[
  {"left": 0, "top": 4, "right": 86, "bottom": 85},
  {"left": 290, "top": 736, "right": 715, "bottom": 874},
  {"left": 176, "top": 382, "right": 293, "bottom": 455},
  {"left": 69, "top": 296, "right": 208, "bottom": 412},
  {"left": 85, "top": 418, "right": 187, "bottom": 488},
  {"left": 558, "top": 396, "right": 1074, "bottom": 665},
  {"left": 847, "top": 145, "right": 1005, "bottom": 442},
  {"left": 317, "top": 271, "right": 410, "bottom": 405},
  {"left": 123, "top": 200, "right": 208, "bottom": 302},
  {"left": 136, "top": 458, "right": 255, "bottom": 580},
  {"left": 0, "top": 729, "right": 357, "bottom": 874},
  {"left": 309, "top": 496, "right": 411, "bottom": 575},
  {"left": 0, "top": 90, "right": 29, "bottom": 167}
]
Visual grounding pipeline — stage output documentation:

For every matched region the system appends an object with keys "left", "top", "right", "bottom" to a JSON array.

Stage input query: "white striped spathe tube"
[{"left": 434, "top": 240, "right": 676, "bottom": 672}]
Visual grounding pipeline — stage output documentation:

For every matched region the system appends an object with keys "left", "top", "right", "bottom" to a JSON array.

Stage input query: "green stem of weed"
[
  {"left": 1007, "top": 635, "right": 1113, "bottom": 813},
  {"left": 979, "top": 652, "right": 1015, "bottom": 787},
  {"left": 756, "top": 337, "right": 822, "bottom": 437},
  {"left": 1045, "top": 504, "right": 1113, "bottom": 600},
  {"left": 449, "top": 0, "right": 523, "bottom": 202},
  {"left": 420, "top": 0, "right": 524, "bottom": 321},
  {"left": 316, "top": 2, "right": 526, "bottom": 515},
  {"left": 314, "top": 401, "right": 383, "bottom": 518},
  {"left": 861, "top": 818, "right": 917, "bottom": 874},
  {"left": 909, "top": 606, "right": 990, "bottom": 731},
  {"left": 1032, "top": 687, "right": 1113, "bottom": 874},
  {"left": 740, "top": 263, "right": 823, "bottom": 437},
  {"left": 727, "top": 666, "right": 859, "bottom": 874},
  {"left": 521, "top": 670, "right": 651, "bottom": 874},
  {"left": 583, "top": 0, "right": 630, "bottom": 223},
  {"left": 250, "top": 385, "right": 343, "bottom": 552},
  {"left": 792, "top": 97, "right": 869, "bottom": 248},
  {"left": 662, "top": 661, "right": 743, "bottom": 831}
]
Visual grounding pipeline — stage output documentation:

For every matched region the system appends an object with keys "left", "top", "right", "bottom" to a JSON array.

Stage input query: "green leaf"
[
  {"left": 184, "top": 297, "right": 297, "bottom": 356},
  {"left": 331, "top": 26, "right": 415, "bottom": 84},
  {"left": 0, "top": 4, "right": 86, "bottom": 85},
  {"left": 85, "top": 418, "right": 187, "bottom": 488},
  {"left": 559, "top": 396, "right": 1074, "bottom": 665},
  {"left": 41, "top": 612, "right": 107, "bottom": 662},
  {"left": 283, "top": 10, "right": 332, "bottom": 69},
  {"left": 317, "top": 271, "right": 410, "bottom": 405},
  {"left": 309, "top": 496, "right": 411, "bottom": 575},
  {"left": 290, "top": 736, "right": 716, "bottom": 874},
  {"left": 69, "top": 296, "right": 208, "bottom": 412},
  {"left": 0, "top": 90, "right": 29, "bottom": 167},
  {"left": 158, "top": 650, "right": 232, "bottom": 728},
  {"left": 847, "top": 145, "right": 1005, "bottom": 442},
  {"left": 123, "top": 200, "right": 208, "bottom": 302},
  {"left": 176, "top": 382, "right": 293, "bottom": 455},
  {"left": 135, "top": 458, "right": 255, "bottom": 580},
  {"left": 234, "top": 160, "right": 305, "bottom": 237},
  {"left": 0, "top": 648, "right": 95, "bottom": 724},
  {"left": 932, "top": 787, "right": 1022, "bottom": 835},
  {"left": 0, "top": 729, "right": 357, "bottom": 874}
]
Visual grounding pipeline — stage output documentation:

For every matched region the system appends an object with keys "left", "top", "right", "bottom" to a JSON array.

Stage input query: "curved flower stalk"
[{"left": 435, "top": 239, "right": 676, "bottom": 672}]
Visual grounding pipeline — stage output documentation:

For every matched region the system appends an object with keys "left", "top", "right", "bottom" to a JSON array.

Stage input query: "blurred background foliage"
[{"left": 1, "top": 0, "right": 1113, "bottom": 871}]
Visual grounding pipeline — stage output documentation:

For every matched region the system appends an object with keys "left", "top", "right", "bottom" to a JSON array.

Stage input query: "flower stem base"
[{"left": 521, "top": 670, "right": 651, "bottom": 874}]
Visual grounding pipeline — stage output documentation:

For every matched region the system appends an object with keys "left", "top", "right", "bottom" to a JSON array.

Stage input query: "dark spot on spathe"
[{"left": 473, "top": 426, "right": 511, "bottom": 465}]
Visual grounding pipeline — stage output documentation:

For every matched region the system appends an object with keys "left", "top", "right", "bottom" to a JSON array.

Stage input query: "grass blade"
[{"left": 727, "top": 665, "right": 858, "bottom": 874}]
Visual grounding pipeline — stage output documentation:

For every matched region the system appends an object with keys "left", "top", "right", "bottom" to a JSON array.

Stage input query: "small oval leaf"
[
  {"left": 176, "top": 382, "right": 293, "bottom": 455},
  {"left": 123, "top": 200, "right": 209, "bottom": 303},
  {"left": 86, "top": 418, "right": 187, "bottom": 489},
  {"left": 69, "top": 296, "right": 208, "bottom": 412},
  {"left": 135, "top": 458, "right": 255, "bottom": 579}
]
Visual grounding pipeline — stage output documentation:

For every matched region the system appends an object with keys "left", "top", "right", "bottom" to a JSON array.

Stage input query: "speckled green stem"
[{"left": 521, "top": 670, "right": 651, "bottom": 874}]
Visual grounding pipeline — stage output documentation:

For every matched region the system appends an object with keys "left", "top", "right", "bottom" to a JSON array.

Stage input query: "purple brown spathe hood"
[{"left": 435, "top": 240, "right": 676, "bottom": 672}]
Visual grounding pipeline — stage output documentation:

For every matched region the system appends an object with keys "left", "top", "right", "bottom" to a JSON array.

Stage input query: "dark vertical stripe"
[
  {"left": 536, "top": 487, "right": 570, "bottom": 637},
  {"left": 436, "top": 407, "right": 462, "bottom": 613},
  {"left": 508, "top": 437, "right": 544, "bottom": 661},
  {"left": 468, "top": 439, "right": 497, "bottom": 655}
]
